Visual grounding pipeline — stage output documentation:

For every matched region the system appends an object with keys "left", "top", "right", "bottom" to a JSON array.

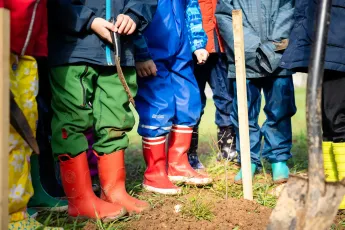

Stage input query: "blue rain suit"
[
  {"left": 215, "top": 0, "right": 297, "bottom": 166},
  {"left": 134, "top": 0, "right": 207, "bottom": 137}
]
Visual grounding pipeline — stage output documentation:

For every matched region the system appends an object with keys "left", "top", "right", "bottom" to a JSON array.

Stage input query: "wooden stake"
[
  {"left": 0, "top": 8, "right": 10, "bottom": 228},
  {"left": 232, "top": 9, "right": 253, "bottom": 201}
]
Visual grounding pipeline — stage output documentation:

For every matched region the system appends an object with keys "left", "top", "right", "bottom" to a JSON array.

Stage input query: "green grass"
[
  {"left": 37, "top": 87, "right": 315, "bottom": 229},
  {"left": 180, "top": 195, "right": 215, "bottom": 221}
]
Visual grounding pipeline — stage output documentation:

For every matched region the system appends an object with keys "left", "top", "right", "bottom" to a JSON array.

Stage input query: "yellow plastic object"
[
  {"left": 322, "top": 142, "right": 338, "bottom": 182},
  {"left": 332, "top": 142, "right": 345, "bottom": 209}
]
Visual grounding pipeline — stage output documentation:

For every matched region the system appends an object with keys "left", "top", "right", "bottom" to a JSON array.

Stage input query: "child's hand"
[
  {"left": 135, "top": 60, "right": 157, "bottom": 77},
  {"left": 115, "top": 14, "right": 137, "bottom": 35},
  {"left": 91, "top": 18, "right": 117, "bottom": 44},
  {"left": 194, "top": 49, "right": 209, "bottom": 65},
  {"left": 90, "top": 15, "right": 136, "bottom": 43}
]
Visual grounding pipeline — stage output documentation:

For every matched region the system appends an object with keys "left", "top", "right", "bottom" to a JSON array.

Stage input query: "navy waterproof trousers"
[{"left": 231, "top": 76, "right": 296, "bottom": 166}]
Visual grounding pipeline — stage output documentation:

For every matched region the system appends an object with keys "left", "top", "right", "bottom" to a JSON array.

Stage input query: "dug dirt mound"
[{"left": 127, "top": 196, "right": 271, "bottom": 230}]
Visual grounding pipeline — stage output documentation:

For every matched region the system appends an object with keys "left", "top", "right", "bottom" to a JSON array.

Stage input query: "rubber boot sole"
[
  {"left": 234, "top": 175, "right": 256, "bottom": 185},
  {"left": 68, "top": 207, "right": 127, "bottom": 223},
  {"left": 168, "top": 175, "right": 212, "bottom": 185},
  {"left": 273, "top": 178, "right": 288, "bottom": 184},
  {"left": 142, "top": 184, "right": 182, "bottom": 195}
]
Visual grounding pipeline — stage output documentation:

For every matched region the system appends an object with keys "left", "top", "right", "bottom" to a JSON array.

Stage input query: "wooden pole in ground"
[
  {"left": 0, "top": 7, "right": 10, "bottom": 229},
  {"left": 232, "top": 9, "right": 253, "bottom": 201}
]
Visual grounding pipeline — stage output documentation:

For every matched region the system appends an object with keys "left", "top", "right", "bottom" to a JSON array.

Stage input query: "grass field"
[{"left": 36, "top": 87, "right": 345, "bottom": 229}]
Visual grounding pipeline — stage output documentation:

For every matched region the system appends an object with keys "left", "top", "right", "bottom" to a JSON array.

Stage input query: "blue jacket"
[
  {"left": 134, "top": 0, "right": 207, "bottom": 62},
  {"left": 215, "top": 0, "right": 295, "bottom": 78},
  {"left": 281, "top": 0, "right": 345, "bottom": 73},
  {"left": 48, "top": 0, "right": 157, "bottom": 67}
]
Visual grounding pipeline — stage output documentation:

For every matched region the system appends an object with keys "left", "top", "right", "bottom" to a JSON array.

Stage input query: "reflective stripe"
[
  {"left": 142, "top": 139, "right": 166, "bottom": 145},
  {"left": 143, "top": 136, "right": 166, "bottom": 141},
  {"left": 173, "top": 125, "right": 191, "bottom": 128},
  {"left": 140, "top": 125, "right": 172, "bottom": 130},
  {"left": 171, "top": 129, "right": 193, "bottom": 133}
]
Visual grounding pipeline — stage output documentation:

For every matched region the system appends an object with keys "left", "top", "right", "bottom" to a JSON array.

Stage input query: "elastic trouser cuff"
[
  {"left": 52, "top": 137, "right": 89, "bottom": 160},
  {"left": 265, "top": 152, "right": 292, "bottom": 164},
  {"left": 138, "top": 124, "right": 172, "bottom": 137}
]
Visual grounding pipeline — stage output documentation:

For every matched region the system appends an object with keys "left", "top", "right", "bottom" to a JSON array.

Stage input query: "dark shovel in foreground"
[
  {"left": 267, "top": 0, "right": 345, "bottom": 229},
  {"left": 10, "top": 90, "right": 40, "bottom": 154}
]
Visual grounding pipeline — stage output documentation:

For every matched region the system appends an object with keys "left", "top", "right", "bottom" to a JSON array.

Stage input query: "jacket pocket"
[{"left": 79, "top": 66, "right": 88, "bottom": 107}]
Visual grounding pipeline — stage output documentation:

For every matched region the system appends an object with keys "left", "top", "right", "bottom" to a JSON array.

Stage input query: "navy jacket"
[
  {"left": 215, "top": 0, "right": 295, "bottom": 78},
  {"left": 281, "top": 0, "right": 345, "bottom": 73},
  {"left": 48, "top": 0, "right": 157, "bottom": 67}
]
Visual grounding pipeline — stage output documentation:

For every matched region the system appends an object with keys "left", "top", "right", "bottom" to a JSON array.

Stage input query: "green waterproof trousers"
[{"left": 50, "top": 64, "right": 137, "bottom": 158}]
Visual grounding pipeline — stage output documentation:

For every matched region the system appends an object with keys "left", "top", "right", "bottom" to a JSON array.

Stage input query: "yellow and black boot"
[
  {"left": 333, "top": 142, "right": 345, "bottom": 209},
  {"left": 322, "top": 142, "right": 338, "bottom": 182}
]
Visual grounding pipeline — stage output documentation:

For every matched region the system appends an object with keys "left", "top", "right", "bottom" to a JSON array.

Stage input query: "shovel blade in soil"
[{"left": 267, "top": 175, "right": 345, "bottom": 230}]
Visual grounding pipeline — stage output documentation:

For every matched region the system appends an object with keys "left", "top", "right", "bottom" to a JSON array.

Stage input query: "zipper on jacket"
[
  {"left": 79, "top": 66, "right": 89, "bottom": 107},
  {"left": 105, "top": 0, "right": 113, "bottom": 65},
  {"left": 21, "top": 0, "right": 41, "bottom": 55}
]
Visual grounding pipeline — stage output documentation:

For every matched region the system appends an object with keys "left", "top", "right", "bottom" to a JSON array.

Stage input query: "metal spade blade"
[{"left": 10, "top": 91, "right": 39, "bottom": 154}]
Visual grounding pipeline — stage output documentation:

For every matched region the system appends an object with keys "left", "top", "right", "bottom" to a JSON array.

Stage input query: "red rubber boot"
[
  {"left": 96, "top": 150, "right": 151, "bottom": 214},
  {"left": 142, "top": 136, "right": 182, "bottom": 195},
  {"left": 168, "top": 125, "right": 212, "bottom": 185},
  {"left": 59, "top": 152, "right": 126, "bottom": 222}
]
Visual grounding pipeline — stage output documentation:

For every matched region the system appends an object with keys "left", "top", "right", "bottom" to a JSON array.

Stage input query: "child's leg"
[
  {"left": 50, "top": 65, "right": 126, "bottom": 220},
  {"left": 208, "top": 54, "right": 232, "bottom": 128},
  {"left": 261, "top": 76, "right": 296, "bottom": 163},
  {"left": 93, "top": 67, "right": 149, "bottom": 213},
  {"left": 8, "top": 55, "right": 62, "bottom": 229},
  {"left": 8, "top": 54, "right": 37, "bottom": 224},
  {"left": 261, "top": 76, "right": 296, "bottom": 183},
  {"left": 167, "top": 40, "right": 212, "bottom": 185},
  {"left": 188, "top": 55, "right": 213, "bottom": 169},
  {"left": 50, "top": 65, "right": 94, "bottom": 157},
  {"left": 171, "top": 42, "right": 201, "bottom": 128},
  {"left": 208, "top": 54, "right": 236, "bottom": 161},
  {"left": 28, "top": 57, "right": 68, "bottom": 211},
  {"left": 92, "top": 67, "right": 137, "bottom": 153},
  {"left": 322, "top": 71, "right": 345, "bottom": 143},
  {"left": 136, "top": 61, "right": 175, "bottom": 137},
  {"left": 322, "top": 71, "right": 345, "bottom": 209},
  {"left": 231, "top": 79, "right": 263, "bottom": 166},
  {"left": 35, "top": 57, "right": 65, "bottom": 198},
  {"left": 136, "top": 61, "right": 181, "bottom": 194}
]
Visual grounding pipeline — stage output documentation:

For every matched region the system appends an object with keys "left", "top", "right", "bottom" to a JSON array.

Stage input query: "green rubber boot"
[
  {"left": 28, "top": 155, "right": 68, "bottom": 212},
  {"left": 234, "top": 163, "right": 257, "bottom": 184},
  {"left": 271, "top": 161, "right": 289, "bottom": 183}
]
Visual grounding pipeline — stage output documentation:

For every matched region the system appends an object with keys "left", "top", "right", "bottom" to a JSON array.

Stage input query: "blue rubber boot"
[
  {"left": 272, "top": 161, "right": 289, "bottom": 183},
  {"left": 234, "top": 163, "right": 257, "bottom": 184}
]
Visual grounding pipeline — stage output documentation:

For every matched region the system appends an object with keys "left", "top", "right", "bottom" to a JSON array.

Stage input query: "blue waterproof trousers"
[
  {"left": 136, "top": 40, "right": 201, "bottom": 137},
  {"left": 231, "top": 76, "right": 296, "bottom": 166},
  {"left": 194, "top": 53, "right": 232, "bottom": 127}
]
